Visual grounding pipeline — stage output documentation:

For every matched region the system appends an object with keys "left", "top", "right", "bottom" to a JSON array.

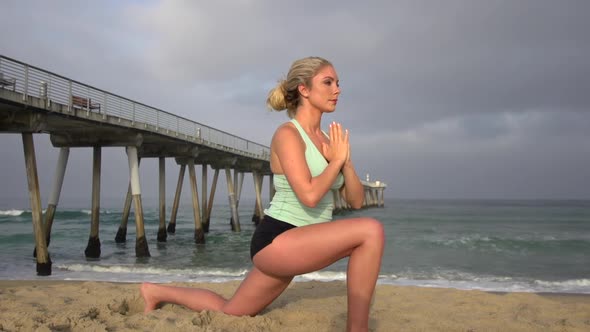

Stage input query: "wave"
[
  {"left": 79, "top": 210, "right": 117, "bottom": 215},
  {"left": 57, "top": 263, "right": 349, "bottom": 283},
  {"left": 56, "top": 263, "right": 249, "bottom": 279},
  {"left": 0, "top": 209, "right": 25, "bottom": 216},
  {"left": 51, "top": 263, "right": 590, "bottom": 294},
  {"left": 296, "top": 271, "right": 347, "bottom": 282},
  {"left": 0, "top": 208, "right": 117, "bottom": 218},
  {"left": 377, "top": 271, "right": 590, "bottom": 294},
  {"left": 424, "top": 233, "right": 590, "bottom": 254},
  {"left": 534, "top": 279, "right": 590, "bottom": 290},
  {"left": 52, "top": 264, "right": 349, "bottom": 285}
]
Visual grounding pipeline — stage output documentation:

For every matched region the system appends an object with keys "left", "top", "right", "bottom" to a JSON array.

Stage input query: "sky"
[{"left": 1, "top": 0, "right": 590, "bottom": 208}]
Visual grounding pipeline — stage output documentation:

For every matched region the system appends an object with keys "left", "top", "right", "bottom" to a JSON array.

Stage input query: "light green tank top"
[{"left": 264, "top": 119, "right": 345, "bottom": 227}]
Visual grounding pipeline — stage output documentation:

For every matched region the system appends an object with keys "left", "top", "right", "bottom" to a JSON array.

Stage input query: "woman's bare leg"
[
  {"left": 222, "top": 267, "right": 293, "bottom": 316},
  {"left": 141, "top": 267, "right": 292, "bottom": 315},
  {"left": 141, "top": 282, "right": 225, "bottom": 313},
  {"left": 141, "top": 216, "right": 385, "bottom": 331},
  {"left": 253, "top": 217, "right": 385, "bottom": 332}
]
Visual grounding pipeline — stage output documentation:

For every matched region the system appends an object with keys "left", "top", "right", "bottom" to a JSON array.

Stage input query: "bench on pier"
[
  {"left": 0, "top": 73, "right": 16, "bottom": 91},
  {"left": 71, "top": 95, "right": 101, "bottom": 112}
]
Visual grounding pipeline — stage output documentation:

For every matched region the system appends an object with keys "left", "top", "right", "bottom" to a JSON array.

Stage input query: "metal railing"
[{"left": 0, "top": 55, "right": 270, "bottom": 160}]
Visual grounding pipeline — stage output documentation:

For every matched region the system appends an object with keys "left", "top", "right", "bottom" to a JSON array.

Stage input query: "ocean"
[{"left": 1, "top": 199, "right": 589, "bottom": 294}]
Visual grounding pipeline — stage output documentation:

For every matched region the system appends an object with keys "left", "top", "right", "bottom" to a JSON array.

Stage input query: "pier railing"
[{"left": 0, "top": 55, "right": 270, "bottom": 160}]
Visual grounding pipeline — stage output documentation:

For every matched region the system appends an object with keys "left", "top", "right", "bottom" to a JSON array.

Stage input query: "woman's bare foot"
[{"left": 140, "top": 282, "right": 159, "bottom": 313}]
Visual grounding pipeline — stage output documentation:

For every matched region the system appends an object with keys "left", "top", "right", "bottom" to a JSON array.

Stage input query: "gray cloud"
[{"left": 1, "top": 0, "right": 590, "bottom": 205}]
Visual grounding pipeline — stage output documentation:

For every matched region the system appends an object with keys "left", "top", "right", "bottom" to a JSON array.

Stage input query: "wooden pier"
[{"left": 0, "top": 55, "right": 386, "bottom": 276}]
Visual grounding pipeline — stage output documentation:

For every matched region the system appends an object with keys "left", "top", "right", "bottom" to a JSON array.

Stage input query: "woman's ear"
[{"left": 298, "top": 83, "right": 309, "bottom": 98}]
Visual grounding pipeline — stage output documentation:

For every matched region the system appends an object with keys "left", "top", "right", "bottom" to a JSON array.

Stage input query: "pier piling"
[
  {"left": 116, "top": 159, "right": 141, "bottom": 243},
  {"left": 22, "top": 133, "right": 51, "bottom": 275},
  {"left": 231, "top": 171, "right": 244, "bottom": 228},
  {"left": 167, "top": 164, "right": 185, "bottom": 234},
  {"left": 115, "top": 183, "right": 132, "bottom": 243},
  {"left": 34, "top": 147, "right": 69, "bottom": 257},
  {"left": 252, "top": 171, "right": 264, "bottom": 225},
  {"left": 157, "top": 157, "right": 167, "bottom": 242},
  {"left": 225, "top": 167, "right": 241, "bottom": 231},
  {"left": 201, "top": 164, "right": 209, "bottom": 232},
  {"left": 206, "top": 169, "right": 219, "bottom": 229},
  {"left": 45, "top": 147, "right": 69, "bottom": 247},
  {"left": 126, "top": 146, "right": 150, "bottom": 257},
  {"left": 188, "top": 160, "right": 205, "bottom": 243},
  {"left": 84, "top": 146, "right": 101, "bottom": 259}
]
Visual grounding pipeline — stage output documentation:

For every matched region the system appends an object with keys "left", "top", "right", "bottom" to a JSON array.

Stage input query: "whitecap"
[{"left": 0, "top": 209, "right": 25, "bottom": 216}]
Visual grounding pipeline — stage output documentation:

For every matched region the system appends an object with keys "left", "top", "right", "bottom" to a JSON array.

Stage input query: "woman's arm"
[
  {"left": 340, "top": 159, "right": 364, "bottom": 209},
  {"left": 271, "top": 122, "right": 349, "bottom": 208}
]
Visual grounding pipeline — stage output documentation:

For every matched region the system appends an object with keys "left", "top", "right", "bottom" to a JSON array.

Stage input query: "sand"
[{"left": 1, "top": 280, "right": 589, "bottom": 331}]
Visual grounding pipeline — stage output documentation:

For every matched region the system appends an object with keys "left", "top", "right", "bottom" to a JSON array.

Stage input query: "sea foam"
[{"left": 0, "top": 209, "right": 24, "bottom": 216}]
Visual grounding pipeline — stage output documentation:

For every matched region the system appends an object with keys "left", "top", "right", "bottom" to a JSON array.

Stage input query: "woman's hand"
[
  {"left": 322, "top": 122, "right": 349, "bottom": 165},
  {"left": 345, "top": 136, "right": 352, "bottom": 166}
]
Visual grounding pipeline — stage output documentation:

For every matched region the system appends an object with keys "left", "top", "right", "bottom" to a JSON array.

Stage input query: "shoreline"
[
  {"left": 1, "top": 280, "right": 589, "bottom": 331},
  {"left": 3, "top": 278, "right": 589, "bottom": 296},
  {"left": 2, "top": 279, "right": 590, "bottom": 298}
]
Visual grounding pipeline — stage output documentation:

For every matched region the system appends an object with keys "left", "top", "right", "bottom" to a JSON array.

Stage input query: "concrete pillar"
[
  {"left": 251, "top": 173, "right": 260, "bottom": 224},
  {"left": 374, "top": 189, "right": 379, "bottom": 206},
  {"left": 234, "top": 171, "right": 240, "bottom": 210},
  {"left": 225, "top": 167, "right": 240, "bottom": 231},
  {"left": 84, "top": 146, "right": 101, "bottom": 259},
  {"left": 252, "top": 202, "right": 260, "bottom": 224},
  {"left": 22, "top": 133, "right": 51, "bottom": 276},
  {"left": 167, "top": 164, "right": 185, "bottom": 234},
  {"left": 201, "top": 164, "right": 209, "bottom": 232},
  {"left": 116, "top": 157, "right": 140, "bottom": 243},
  {"left": 371, "top": 188, "right": 377, "bottom": 206},
  {"left": 230, "top": 171, "right": 244, "bottom": 228},
  {"left": 43, "top": 147, "right": 69, "bottom": 248},
  {"left": 188, "top": 160, "right": 205, "bottom": 243},
  {"left": 252, "top": 171, "right": 264, "bottom": 225},
  {"left": 126, "top": 146, "right": 150, "bottom": 257},
  {"left": 116, "top": 183, "right": 132, "bottom": 243},
  {"left": 206, "top": 168, "right": 220, "bottom": 229},
  {"left": 258, "top": 174, "right": 264, "bottom": 212},
  {"left": 157, "top": 157, "right": 167, "bottom": 242}
]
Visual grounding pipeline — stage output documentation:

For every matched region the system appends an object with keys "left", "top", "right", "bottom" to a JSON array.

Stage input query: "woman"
[{"left": 141, "top": 56, "right": 385, "bottom": 332}]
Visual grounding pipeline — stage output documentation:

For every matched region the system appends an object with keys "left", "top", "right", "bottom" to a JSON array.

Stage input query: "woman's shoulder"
[
  {"left": 274, "top": 121, "right": 297, "bottom": 135},
  {"left": 272, "top": 121, "right": 302, "bottom": 145}
]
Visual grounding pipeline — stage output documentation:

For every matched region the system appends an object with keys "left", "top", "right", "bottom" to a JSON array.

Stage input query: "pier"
[{"left": 0, "top": 55, "right": 386, "bottom": 276}]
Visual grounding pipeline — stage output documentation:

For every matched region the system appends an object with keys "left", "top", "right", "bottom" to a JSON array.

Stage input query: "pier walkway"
[{"left": 0, "top": 55, "right": 386, "bottom": 276}]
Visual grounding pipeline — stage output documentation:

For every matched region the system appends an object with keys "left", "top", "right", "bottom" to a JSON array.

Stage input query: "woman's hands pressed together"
[{"left": 322, "top": 122, "right": 350, "bottom": 166}]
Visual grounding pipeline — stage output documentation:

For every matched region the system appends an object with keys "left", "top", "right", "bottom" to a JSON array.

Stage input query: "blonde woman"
[{"left": 141, "top": 56, "right": 385, "bottom": 332}]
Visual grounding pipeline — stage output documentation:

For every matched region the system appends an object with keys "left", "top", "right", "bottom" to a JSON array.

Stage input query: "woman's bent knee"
[{"left": 361, "top": 218, "right": 385, "bottom": 245}]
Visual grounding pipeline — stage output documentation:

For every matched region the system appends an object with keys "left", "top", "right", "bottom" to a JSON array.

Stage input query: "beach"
[
  {"left": 1, "top": 280, "right": 589, "bottom": 331},
  {"left": 2, "top": 200, "right": 589, "bottom": 330}
]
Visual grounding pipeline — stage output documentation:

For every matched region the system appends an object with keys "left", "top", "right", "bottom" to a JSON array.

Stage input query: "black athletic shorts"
[{"left": 250, "top": 215, "right": 296, "bottom": 260}]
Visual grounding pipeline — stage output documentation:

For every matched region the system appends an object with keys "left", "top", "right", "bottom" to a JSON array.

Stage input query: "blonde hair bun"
[{"left": 266, "top": 80, "right": 287, "bottom": 111}]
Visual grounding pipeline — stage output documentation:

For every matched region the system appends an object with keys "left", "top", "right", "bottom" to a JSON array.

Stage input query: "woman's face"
[{"left": 305, "top": 65, "right": 340, "bottom": 113}]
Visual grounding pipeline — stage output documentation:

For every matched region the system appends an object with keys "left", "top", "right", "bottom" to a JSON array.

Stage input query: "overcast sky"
[{"left": 1, "top": 0, "right": 589, "bottom": 208}]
